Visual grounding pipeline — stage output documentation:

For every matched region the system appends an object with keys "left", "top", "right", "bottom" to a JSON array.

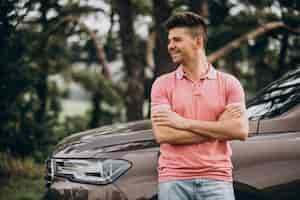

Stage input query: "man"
[{"left": 151, "top": 12, "right": 249, "bottom": 200}]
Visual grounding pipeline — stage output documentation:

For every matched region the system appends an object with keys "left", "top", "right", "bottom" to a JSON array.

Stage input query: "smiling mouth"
[{"left": 171, "top": 52, "right": 181, "bottom": 57}]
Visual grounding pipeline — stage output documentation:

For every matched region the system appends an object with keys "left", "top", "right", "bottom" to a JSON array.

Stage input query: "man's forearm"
[
  {"left": 152, "top": 124, "right": 210, "bottom": 144},
  {"left": 151, "top": 103, "right": 248, "bottom": 142},
  {"left": 183, "top": 117, "right": 248, "bottom": 140}
]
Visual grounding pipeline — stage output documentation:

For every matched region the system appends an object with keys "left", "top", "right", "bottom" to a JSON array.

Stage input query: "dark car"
[{"left": 45, "top": 67, "right": 300, "bottom": 200}]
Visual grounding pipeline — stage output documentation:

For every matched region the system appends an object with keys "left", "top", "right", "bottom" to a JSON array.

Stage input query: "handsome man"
[{"left": 151, "top": 12, "right": 249, "bottom": 200}]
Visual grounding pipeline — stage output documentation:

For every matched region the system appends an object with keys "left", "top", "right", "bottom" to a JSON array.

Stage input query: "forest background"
[{"left": 1, "top": 0, "right": 299, "bottom": 199}]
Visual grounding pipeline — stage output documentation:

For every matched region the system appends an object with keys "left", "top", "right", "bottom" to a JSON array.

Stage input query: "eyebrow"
[{"left": 168, "top": 36, "right": 183, "bottom": 41}]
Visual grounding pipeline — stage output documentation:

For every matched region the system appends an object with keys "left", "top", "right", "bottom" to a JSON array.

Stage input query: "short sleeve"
[
  {"left": 150, "top": 77, "right": 171, "bottom": 114},
  {"left": 226, "top": 75, "right": 245, "bottom": 105}
]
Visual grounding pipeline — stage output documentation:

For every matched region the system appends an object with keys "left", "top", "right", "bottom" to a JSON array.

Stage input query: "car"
[{"left": 45, "top": 66, "right": 300, "bottom": 200}]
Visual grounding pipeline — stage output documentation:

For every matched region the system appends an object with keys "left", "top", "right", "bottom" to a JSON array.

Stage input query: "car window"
[{"left": 247, "top": 68, "right": 300, "bottom": 120}]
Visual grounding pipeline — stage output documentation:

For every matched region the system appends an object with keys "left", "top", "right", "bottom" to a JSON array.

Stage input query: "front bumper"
[{"left": 45, "top": 176, "right": 128, "bottom": 200}]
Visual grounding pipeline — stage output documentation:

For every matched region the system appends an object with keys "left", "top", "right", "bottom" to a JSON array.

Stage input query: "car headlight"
[{"left": 51, "top": 158, "right": 131, "bottom": 185}]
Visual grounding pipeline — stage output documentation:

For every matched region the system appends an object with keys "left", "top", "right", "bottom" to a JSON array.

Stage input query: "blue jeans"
[{"left": 158, "top": 178, "right": 235, "bottom": 200}]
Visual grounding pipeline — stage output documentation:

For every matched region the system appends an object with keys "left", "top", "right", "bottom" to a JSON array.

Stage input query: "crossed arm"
[{"left": 151, "top": 103, "right": 249, "bottom": 144}]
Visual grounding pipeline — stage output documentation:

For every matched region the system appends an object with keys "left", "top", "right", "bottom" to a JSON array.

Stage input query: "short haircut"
[{"left": 164, "top": 12, "right": 207, "bottom": 46}]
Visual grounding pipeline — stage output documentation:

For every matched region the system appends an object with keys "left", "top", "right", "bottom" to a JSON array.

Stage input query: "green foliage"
[
  {"left": 104, "top": 35, "right": 119, "bottom": 61},
  {"left": 0, "top": 152, "right": 45, "bottom": 200},
  {"left": 0, "top": 0, "right": 110, "bottom": 160},
  {"left": 72, "top": 68, "right": 124, "bottom": 127},
  {"left": 60, "top": 115, "right": 89, "bottom": 135},
  {"left": 0, "top": 152, "right": 44, "bottom": 178},
  {"left": 1, "top": 0, "right": 300, "bottom": 162},
  {"left": 205, "top": 0, "right": 300, "bottom": 95},
  {"left": 0, "top": 176, "right": 45, "bottom": 200}
]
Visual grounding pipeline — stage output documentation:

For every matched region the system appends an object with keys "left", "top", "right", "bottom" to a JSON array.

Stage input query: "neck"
[{"left": 182, "top": 50, "right": 209, "bottom": 81}]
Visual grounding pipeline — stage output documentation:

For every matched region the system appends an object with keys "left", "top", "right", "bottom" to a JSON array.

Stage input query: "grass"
[
  {"left": 0, "top": 176, "right": 45, "bottom": 200},
  {"left": 0, "top": 153, "right": 44, "bottom": 178},
  {"left": 0, "top": 152, "right": 46, "bottom": 200}
]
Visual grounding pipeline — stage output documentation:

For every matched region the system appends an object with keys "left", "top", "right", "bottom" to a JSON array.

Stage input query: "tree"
[
  {"left": 114, "top": 0, "right": 145, "bottom": 121},
  {"left": 0, "top": 0, "right": 37, "bottom": 157},
  {"left": 0, "top": 0, "right": 104, "bottom": 159},
  {"left": 188, "top": 0, "right": 209, "bottom": 18},
  {"left": 208, "top": 22, "right": 300, "bottom": 64},
  {"left": 72, "top": 70, "right": 122, "bottom": 128},
  {"left": 152, "top": 0, "right": 173, "bottom": 77}
]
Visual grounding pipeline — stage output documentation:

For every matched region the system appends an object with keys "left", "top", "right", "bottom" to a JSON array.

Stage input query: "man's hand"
[
  {"left": 151, "top": 110, "right": 187, "bottom": 129},
  {"left": 219, "top": 103, "right": 245, "bottom": 121}
]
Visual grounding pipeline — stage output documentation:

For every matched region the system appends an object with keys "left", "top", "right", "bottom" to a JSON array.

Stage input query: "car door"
[
  {"left": 254, "top": 109, "right": 300, "bottom": 200},
  {"left": 233, "top": 68, "right": 300, "bottom": 200}
]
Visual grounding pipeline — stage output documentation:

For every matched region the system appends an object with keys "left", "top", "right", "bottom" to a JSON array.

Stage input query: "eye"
[{"left": 174, "top": 37, "right": 181, "bottom": 42}]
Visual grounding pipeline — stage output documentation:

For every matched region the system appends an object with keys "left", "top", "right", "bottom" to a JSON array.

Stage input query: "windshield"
[{"left": 247, "top": 67, "right": 300, "bottom": 120}]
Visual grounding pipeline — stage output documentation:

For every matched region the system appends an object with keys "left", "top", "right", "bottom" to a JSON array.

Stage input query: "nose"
[{"left": 168, "top": 40, "right": 175, "bottom": 52}]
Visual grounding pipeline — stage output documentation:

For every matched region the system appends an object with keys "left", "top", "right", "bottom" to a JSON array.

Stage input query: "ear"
[{"left": 195, "top": 36, "right": 204, "bottom": 49}]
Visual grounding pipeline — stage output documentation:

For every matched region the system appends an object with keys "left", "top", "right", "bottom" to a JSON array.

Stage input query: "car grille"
[{"left": 45, "top": 159, "right": 53, "bottom": 188}]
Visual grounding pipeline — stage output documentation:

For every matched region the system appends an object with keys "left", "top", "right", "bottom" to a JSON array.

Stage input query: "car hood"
[
  {"left": 52, "top": 120, "right": 157, "bottom": 158},
  {"left": 52, "top": 119, "right": 258, "bottom": 159}
]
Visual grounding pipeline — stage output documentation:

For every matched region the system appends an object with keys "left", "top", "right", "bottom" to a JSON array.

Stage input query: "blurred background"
[{"left": 0, "top": 0, "right": 300, "bottom": 199}]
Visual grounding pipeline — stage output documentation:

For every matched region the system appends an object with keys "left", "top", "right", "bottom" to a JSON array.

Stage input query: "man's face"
[{"left": 167, "top": 27, "right": 200, "bottom": 65}]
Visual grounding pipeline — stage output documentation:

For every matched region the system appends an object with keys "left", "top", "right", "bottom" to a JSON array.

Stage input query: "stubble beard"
[{"left": 170, "top": 52, "right": 183, "bottom": 65}]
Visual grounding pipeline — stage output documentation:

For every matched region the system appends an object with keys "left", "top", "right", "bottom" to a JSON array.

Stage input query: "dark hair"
[{"left": 164, "top": 12, "right": 207, "bottom": 46}]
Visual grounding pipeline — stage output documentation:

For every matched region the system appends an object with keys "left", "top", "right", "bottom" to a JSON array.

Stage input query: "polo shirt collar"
[{"left": 175, "top": 64, "right": 217, "bottom": 80}]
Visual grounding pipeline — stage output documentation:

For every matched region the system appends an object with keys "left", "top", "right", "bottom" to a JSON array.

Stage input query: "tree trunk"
[
  {"left": 114, "top": 0, "right": 144, "bottom": 121},
  {"left": 188, "top": 0, "right": 209, "bottom": 18},
  {"left": 53, "top": 16, "right": 111, "bottom": 79},
  {"left": 36, "top": 1, "right": 49, "bottom": 125},
  {"left": 255, "top": 60, "right": 274, "bottom": 91},
  {"left": 36, "top": 68, "right": 48, "bottom": 124},
  {"left": 208, "top": 21, "right": 300, "bottom": 63},
  {"left": 89, "top": 92, "right": 101, "bottom": 128},
  {"left": 152, "top": 0, "right": 173, "bottom": 77},
  {"left": 275, "top": 32, "right": 289, "bottom": 79}
]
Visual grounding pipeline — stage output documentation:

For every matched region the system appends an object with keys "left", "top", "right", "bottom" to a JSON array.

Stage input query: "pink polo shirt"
[{"left": 151, "top": 64, "right": 245, "bottom": 182}]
